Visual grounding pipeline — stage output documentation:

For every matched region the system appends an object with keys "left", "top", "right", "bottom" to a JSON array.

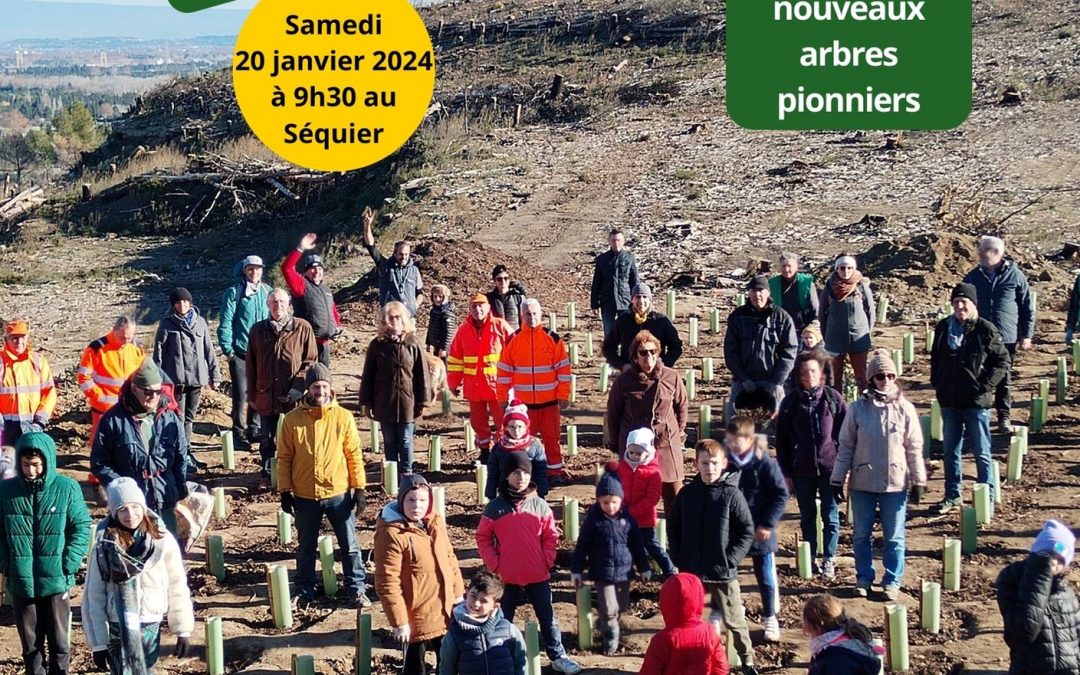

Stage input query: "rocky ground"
[{"left": 1, "top": 0, "right": 1079, "bottom": 672}]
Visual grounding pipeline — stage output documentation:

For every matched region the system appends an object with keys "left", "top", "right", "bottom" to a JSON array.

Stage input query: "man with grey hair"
[
  {"left": 246, "top": 288, "right": 317, "bottom": 478},
  {"left": 78, "top": 315, "right": 146, "bottom": 447},
  {"left": 496, "top": 298, "right": 572, "bottom": 481},
  {"left": 768, "top": 252, "right": 819, "bottom": 335},
  {"left": 962, "top": 235, "right": 1034, "bottom": 433}
]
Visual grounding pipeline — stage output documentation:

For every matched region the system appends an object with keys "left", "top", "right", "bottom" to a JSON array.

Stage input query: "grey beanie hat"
[{"left": 305, "top": 363, "right": 333, "bottom": 389}]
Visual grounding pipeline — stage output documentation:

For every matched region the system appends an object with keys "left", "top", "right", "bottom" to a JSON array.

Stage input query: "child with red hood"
[
  {"left": 616, "top": 427, "right": 677, "bottom": 577},
  {"left": 640, "top": 572, "right": 729, "bottom": 675}
]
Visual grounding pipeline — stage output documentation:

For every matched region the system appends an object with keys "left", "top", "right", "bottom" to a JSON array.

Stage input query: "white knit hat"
[{"left": 107, "top": 477, "right": 147, "bottom": 517}]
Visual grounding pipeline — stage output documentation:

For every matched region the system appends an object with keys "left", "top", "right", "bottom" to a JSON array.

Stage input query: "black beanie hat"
[
  {"left": 951, "top": 282, "right": 978, "bottom": 305},
  {"left": 169, "top": 287, "right": 193, "bottom": 306},
  {"left": 501, "top": 451, "right": 533, "bottom": 481}
]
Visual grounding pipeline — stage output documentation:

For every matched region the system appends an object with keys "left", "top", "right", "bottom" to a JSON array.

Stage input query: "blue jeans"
[
  {"left": 751, "top": 553, "right": 779, "bottom": 618},
  {"left": 850, "top": 490, "right": 908, "bottom": 587},
  {"left": 381, "top": 422, "right": 416, "bottom": 474},
  {"left": 294, "top": 493, "right": 366, "bottom": 598},
  {"left": 501, "top": 581, "right": 565, "bottom": 660},
  {"left": 640, "top": 526, "right": 676, "bottom": 575},
  {"left": 792, "top": 475, "right": 840, "bottom": 561},
  {"left": 941, "top": 407, "right": 992, "bottom": 501}
]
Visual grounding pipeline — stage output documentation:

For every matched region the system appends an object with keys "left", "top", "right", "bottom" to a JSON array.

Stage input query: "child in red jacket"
[
  {"left": 476, "top": 453, "right": 582, "bottom": 675},
  {"left": 640, "top": 573, "right": 729, "bottom": 675},
  {"left": 617, "top": 427, "right": 677, "bottom": 577}
]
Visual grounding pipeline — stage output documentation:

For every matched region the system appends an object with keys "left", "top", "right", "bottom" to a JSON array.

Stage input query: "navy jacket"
[
  {"left": 776, "top": 386, "right": 847, "bottom": 479},
  {"left": 590, "top": 249, "right": 638, "bottom": 313},
  {"left": 963, "top": 259, "right": 1034, "bottom": 345},
  {"left": 439, "top": 604, "right": 526, "bottom": 675},
  {"left": 602, "top": 310, "right": 683, "bottom": 370},
  {"left": 808, "top": 638, "right": 882, "bottom": 675},
  {"left": 90, "top": 384, "right": 189, "bottom": 512},
  {"left": 724, "top": 301, "right": 798, "bottom": 386},
  {"left": 571, "top": 503, "right": 650, "bottom": 585},
  {"left": 669, "top": 469, "right": 754, "bottom": 583},
  {"left": 731, "top": 443, "right": 789, "bottom": 556}
]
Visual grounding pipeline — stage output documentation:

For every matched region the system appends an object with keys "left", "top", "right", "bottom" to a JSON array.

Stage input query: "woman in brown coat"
[
  {"left": 359, "top": 301, "right": 432, "bottom": 475},
  {"left": 374, "top": 474, "right": 464, "bottom": 675},
  {"left": 606, "top": 329, "right": 689, "bottom": 516}
]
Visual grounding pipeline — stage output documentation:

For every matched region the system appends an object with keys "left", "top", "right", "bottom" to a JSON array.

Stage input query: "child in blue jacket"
[
  {"left": 570, "top": 467, "right": 651, "bottom": 656},
  {"left": 440, "top": 570, "right": 527, "bottom": 675},
  {"left": 726, "top": 415, "right": 788, "bottom": 644}
]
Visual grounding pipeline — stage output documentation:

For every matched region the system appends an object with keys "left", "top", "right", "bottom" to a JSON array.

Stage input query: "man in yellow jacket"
[
  {"left": 276, "top": 363, "right": 369, "bottom": 608},
  {"left": 77, "top": 317, "right": 145, "bottom": 445},
  {"left": 1, "top": 321, "right": 57, "bottom": 447}
]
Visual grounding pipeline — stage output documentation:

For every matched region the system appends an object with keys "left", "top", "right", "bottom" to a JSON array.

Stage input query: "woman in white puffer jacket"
[{"left": 82, "top": 477, "right": 194, "bottom": 674}]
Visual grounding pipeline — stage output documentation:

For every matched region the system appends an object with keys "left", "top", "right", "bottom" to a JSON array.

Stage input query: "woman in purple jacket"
[{"left": 776, "top": 350, "right": 847, "bottom": 579}]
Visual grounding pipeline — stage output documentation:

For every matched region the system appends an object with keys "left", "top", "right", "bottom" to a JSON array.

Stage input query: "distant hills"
[{"left": 4, "top": 0, "right": 246, "bottom": 41}]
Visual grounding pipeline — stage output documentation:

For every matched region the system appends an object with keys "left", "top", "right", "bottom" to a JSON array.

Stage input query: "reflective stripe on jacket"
[
  {"left": 495, "top": 325, "right": 571, "bottom": 405},
  {"left": 77, "top": 336, "right": 145, "bottom": 414},
  {"left": 447, "top": 315, "right": 512, "bottom": 402},
  {"left": 0, "top": 347, "right": 56, "bottom": 424}
]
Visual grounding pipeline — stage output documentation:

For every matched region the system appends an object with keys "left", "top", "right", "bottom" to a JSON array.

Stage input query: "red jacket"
[
  {"left": 475, "top": 489, "right": 559, "bottom": 586},
  {"left": 640, "top": 573, "right": 728, "bottom": 675},
  {"left": 616, "top": 449, "right": 662, "bottom": 528}
]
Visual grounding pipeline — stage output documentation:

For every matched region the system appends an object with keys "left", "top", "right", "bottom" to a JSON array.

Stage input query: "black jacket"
[
  {"left": 997, "top": 553, "right": 1080, "bottom": 675},
  {"left": 602, "top": 310, "right": 683, "bottom": 370},
  {"left": 590, "top": 249, "right": 638, "bottom": 313},
  {"left": 425, "top": 302, "right": 458, "bottom": 355},
  {"left": 668, "top": 469, "right": 754, "bottom": 583},
  {"left": 930, "top": 315, "right": 1010, "bottom": 409},
  {"left": 488, "top": 282, "right": 527, "bottom": 330},
  {"left": 733, "top": 448, "right": 789, "bottom": 556},
  {"left": 808, "top": 639, "right": 882, "bottom": 675},
  {"left": 570, "top": 503, "right": 650, "bottom": 585},
  {"left": 724, "top": 301, "right": 798, "bottom": 386}
]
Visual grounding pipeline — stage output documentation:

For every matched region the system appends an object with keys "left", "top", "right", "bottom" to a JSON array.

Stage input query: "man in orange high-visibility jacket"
[
  {"left": 77, "top": 316, "right": 145, "bottom": 445},
  {"left": 0, "top": 321, "right": 57, "bottom": 447},
  {"left": 447, "top": 294, "right": 513, "bottom": 462},
  {"left": 496, "top": 298, "right": 572, "bottom": 479}
]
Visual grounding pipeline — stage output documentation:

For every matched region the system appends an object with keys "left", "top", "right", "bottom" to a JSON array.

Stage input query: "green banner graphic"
[
  {"left": 727, "top": 0, "right": 972, "bottom": 130},
  {"left": 169, "top": 0, "right": 237, "bottom": 13}
]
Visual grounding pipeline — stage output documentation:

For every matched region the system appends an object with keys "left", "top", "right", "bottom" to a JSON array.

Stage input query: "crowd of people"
[{"left": 0, "top": 227, "right": 1078, "bottom": 675}]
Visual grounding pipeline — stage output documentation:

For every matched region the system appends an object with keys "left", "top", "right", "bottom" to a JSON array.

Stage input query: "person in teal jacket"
[
  {"left": 0, "top": 431, "right": 92, "bottom": 675},
  {"left": 218, "top": 255, "right": 271, "bottom": 449}
]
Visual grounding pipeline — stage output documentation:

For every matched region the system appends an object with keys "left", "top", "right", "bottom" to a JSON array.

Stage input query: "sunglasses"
[
  {"left": 872, "top": 373, "right": 896, "bottom": 381},
  {"left": 495, "top": 275, "right": 510, "bottom": 281},
  {"left": 637, "top": 348, "right": 659, "bottom": 356}
]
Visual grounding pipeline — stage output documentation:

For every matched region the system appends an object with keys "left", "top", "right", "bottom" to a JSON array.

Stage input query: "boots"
[
  {"left": 601, "top": 624, "right": 619, "bottom": 656},
  {"left": 997, "top": 409, "right": 1013, "bottom": 434}
]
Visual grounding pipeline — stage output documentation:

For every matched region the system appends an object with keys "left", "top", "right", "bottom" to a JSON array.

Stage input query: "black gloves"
[
  {"left": 92, "top": 650, "right": 112, "bottom": 671},
  {"left": 909, "top": 484, "right": 925, "bottom": 505},
  {"left": 174, "top": 636, "right": 191, "bottom": 658},
  {"left": 286, "top": 388, "right": 303, "bottom": 404},
  {"left": 352, "top": 488, "right": 367, "bottom": 515},
  {"left": 281, "top": 491, "right": 295, "bottom": 515},
  {"left": 831, "top": 482, "right": 845, "bottom": 502}
]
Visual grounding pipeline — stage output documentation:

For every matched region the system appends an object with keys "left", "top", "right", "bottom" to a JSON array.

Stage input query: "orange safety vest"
[
  {"left": 77, "top": 335, "right": 146, "bottom": 414},
  {"left": 496, "top": 325, "right": 572, "bottom": 405},
  {"left": 447, "top": 315, "right": 512, "bottom": 402},
  {"left": 0, "top": 346, "right": 56, "bottom": 426}
]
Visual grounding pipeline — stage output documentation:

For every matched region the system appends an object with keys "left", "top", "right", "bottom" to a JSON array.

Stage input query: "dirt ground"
[{"left": 1, "top": 221, "right": 1079, "bottom": 675}]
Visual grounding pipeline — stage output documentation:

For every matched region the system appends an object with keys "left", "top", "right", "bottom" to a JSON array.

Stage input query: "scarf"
[
  {"left": 270, "top": 314, "right": 291, "bottom": 334},
  {"left": 947, "top": 316, "right": 967, "bottom": 351},
  {"left": 498, "top": 432, "right": 534, "bottom": 453},
  {"left": 799, "top": 386, "right": 826, "bottom": 443},
  {"left": 730, "top": 448, "right": 754, "bottom": 468},
  {"left": 498, "top": 481, "right": 532, "bottom": 505},
  {"left": 810, "top": 628, "right": 848, "bottom": 657},
  {"left": 243, "top": 281, "right": 261, "bottom": 298},
  {"left": 869, "top": 383, "right": 899, "bottom": 403},
  {"left": 635, "top": 361, "right": 662, "bottom": 384},
  {"left": 385, "top": 331, "right": 405, "bottom": 343},
  {"left": 633, "top": 309, "right": 649, "bottom": 325},
  {"left": 97, "top": 525, "right": 161, "bottom": 675},
  {"left": 829, "top": 271, "right": 864, "bottom": 302}
]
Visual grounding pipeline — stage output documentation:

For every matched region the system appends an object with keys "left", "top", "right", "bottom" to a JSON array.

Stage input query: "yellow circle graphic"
[{"left": 232, "top": 0, "right": 435, "bottom": 172}]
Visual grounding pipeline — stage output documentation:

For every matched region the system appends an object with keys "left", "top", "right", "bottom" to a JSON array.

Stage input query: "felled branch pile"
[{"left": 0, "top": 187, "right": 46, "bottom": 221}]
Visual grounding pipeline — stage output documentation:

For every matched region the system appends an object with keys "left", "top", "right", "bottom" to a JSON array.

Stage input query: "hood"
[
  {"left": 452, "top": 602, "right": 506, "bottom": 635},
  {"left": 623, "top": 445, "right": 656, "bottom": 471},
  {"left": 659, "top": 573, "right": 706, "bottom": 627},
  {"left": 297, "top": 395, "right": 340, "bottom": 416},
  {"left": 378, "top": 499, "right": 433, "bottom": 526},
  {"left": 14, "top": 431, "right": 57, "bottom": 488}
]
